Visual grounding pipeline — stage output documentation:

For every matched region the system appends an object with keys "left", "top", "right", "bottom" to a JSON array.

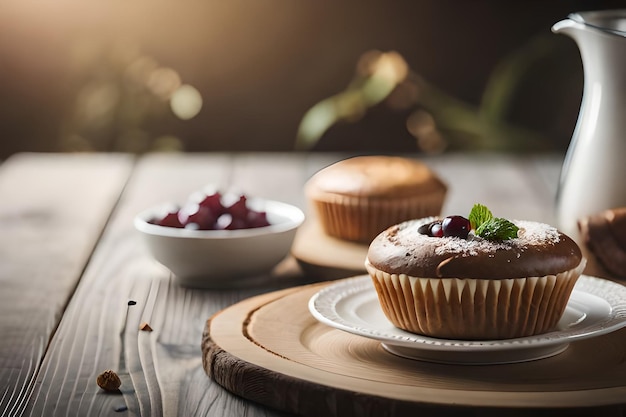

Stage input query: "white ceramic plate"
[{"left": 309, "top": 275, "right": 626, "bottom": 365}]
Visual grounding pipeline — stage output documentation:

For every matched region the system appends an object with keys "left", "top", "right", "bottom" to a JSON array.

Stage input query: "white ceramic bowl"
[{"left": 134, "top": 198, "right": 305, "bottom": 288}]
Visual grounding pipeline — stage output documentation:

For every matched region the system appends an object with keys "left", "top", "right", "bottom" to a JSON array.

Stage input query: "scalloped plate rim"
[{"left": 309, "top": 275, "right": 626, "bottom": 354}]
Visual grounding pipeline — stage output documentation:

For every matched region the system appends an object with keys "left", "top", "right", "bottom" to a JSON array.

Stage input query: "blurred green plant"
[{"left": 295, "top": 35, "right": 562, "bottom": 153}]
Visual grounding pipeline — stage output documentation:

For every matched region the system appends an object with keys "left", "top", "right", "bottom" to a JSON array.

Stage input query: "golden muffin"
[{"left": 305, "top": 156, "right": 446, "bottom": 243}]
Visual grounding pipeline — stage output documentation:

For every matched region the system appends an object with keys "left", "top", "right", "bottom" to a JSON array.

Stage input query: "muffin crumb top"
[{"left": 367, "top": 218, "right": 582, "bottom": 279}]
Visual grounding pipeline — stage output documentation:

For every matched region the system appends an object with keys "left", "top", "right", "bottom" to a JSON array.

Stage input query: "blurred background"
[{"left": 0, "top": 0, "right": 623, "bottom": 159}]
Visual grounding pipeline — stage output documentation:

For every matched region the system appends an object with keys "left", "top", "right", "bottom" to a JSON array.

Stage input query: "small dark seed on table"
[
  {"left": 114, "top": 404, "right": 128, "bottom": 412},
  {"left": 127, "top": 300, "right": 137, "bottom": 306}
]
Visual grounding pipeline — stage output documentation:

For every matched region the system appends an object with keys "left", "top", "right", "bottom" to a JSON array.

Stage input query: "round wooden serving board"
[{"left": 202, "top": 279, "right": 626, "bottom": 417}]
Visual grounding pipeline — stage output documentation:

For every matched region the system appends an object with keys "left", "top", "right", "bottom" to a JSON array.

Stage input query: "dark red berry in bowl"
[
  {"left": 154, "top": 211, "right": 183, "bottom": 228},
  {"left": 226, "top": 195, "right": 249, "bottom": 221},
  {"left": 198, "top": 192, "right": 225, "bottom": 217},
  {"left": 134, "top": 192, "right": 305, "bottom": 287},
  {"left": 177, "top": 203, "right": 216, "bottom": 230},
  {"left": 150, "top": 192, "right": 278, "bottom": 231},
  {"left": 442, "top": 215, "right": 471, "bottom": 238},
  {"left": 246, "top": 210, "right": 270, "bottom": 228}
]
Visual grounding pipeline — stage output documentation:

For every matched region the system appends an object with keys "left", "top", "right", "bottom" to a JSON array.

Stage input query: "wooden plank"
[
  {"left": 0, "top": 152, "right": 133, "bottom": 417},
  {"left": 24, "top": 153, "right": 305, "bottom": 417}
]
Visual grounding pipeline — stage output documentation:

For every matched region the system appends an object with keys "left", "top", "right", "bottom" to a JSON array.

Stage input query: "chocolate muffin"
[
  {"left": 305, "top": 156, "right": 446, "bottom": 243},
  {"left": 365, "top": 207, "right": 585, "bottom": 340}
]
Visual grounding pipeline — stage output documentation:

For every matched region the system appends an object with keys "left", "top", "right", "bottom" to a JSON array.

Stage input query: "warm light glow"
[
  {"left": 386, "top": 80, "right": 419, "bottom": 110},
  {"left": 357, "top": 50, "right": 408, "bottom": 83},
  {"left": 77, "top": 82, "right": 119, "bottom": 124},
  {"left": 406, "top": 109, "right": 446, "bottom": 153},
  {"left": 125, "top": 56, "right": 159, "bottom": 85},
  {"left": 373, "top": 52, "right": 409, "bottom": 84},
  {"left": 359, "top": 51, "right": 409, "bottom": 106},
  {"left": 148, "top": 67, "right": 182, "bottom": 100},
  {"left": 170, "top": 84, "right": 203, "bottom": 120}
]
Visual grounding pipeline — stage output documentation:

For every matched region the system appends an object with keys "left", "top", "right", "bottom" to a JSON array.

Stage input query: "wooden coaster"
[
  {"left": 202, "top": 280, "right": 626, "bottom": 416},
  {"left": 291, "top": 219, "right": 368, "bottom": 280}
]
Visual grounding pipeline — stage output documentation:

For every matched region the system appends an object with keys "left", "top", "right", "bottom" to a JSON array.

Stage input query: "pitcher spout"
[
  {"left": 551, "top": 16, "right": 584, "bottom": 39},
  {"left": 553, "top": 10, "right": 626, "bottom": 40}
]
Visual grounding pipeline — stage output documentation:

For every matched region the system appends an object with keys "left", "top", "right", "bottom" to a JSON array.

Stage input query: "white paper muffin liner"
[
  {"left": 365, "top": 258, "right": 586, "bottom": 340},
  {"left": 310, "top": 190, "right": 445, "bottom": 243}
]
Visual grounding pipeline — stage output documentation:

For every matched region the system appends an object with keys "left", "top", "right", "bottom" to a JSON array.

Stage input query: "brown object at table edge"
[{"left": 579, "top": 207, "right": 626, "bottom": 281}]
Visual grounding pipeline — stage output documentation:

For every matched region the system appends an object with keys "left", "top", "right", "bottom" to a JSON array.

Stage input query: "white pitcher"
[{"left": 552, "top": 10, "right": 626, "bottom": 244}]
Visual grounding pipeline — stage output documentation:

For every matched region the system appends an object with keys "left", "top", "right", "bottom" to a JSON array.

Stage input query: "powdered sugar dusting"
[
  {"left": 433, "top": 236, "right": 505, "bottom": 256},
  {"left": 515, "top": 220, "right": 560, "bottom": 245},
  {"left": 398, "top": 218, "right": 561, "bottom": 256}
]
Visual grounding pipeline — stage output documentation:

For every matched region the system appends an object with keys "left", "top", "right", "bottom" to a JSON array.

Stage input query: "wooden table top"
[{"left": 2, "top": 151, "right": 611, "bottom": 417}]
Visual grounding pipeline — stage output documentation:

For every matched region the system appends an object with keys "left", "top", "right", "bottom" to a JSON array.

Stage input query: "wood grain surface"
[
  {"left": 22, "top": 153, "right": 315, "bottom": 417},
  {"left": 0, "top": 151, "right": 588, "bottom": 417},
  {"left": 204, "top": 279, "right": 626, "bottom": 417},
  {"left": 0, "top": 153, "right": 133, "bottom": 417}
]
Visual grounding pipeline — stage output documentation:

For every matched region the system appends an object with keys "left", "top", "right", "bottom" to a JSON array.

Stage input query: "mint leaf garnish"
[
  {"left": 468, "top": 203, "right": 519, "bottom": 241},
  {"left": 468, "top": 203, "right": 493, "bottom": 230},
  {"left": 475, "top": 217, "right": 519, "bottom": 241}
]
